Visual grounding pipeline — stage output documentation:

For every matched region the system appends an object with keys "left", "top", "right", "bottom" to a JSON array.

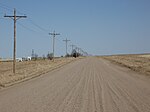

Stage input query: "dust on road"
[{"left": 0, "top": 57, "right": 150, "bottom": 112}]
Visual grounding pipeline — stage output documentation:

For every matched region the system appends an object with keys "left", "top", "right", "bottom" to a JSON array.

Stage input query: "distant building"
[
  {"left": 22, "top": 57, "right": 32, "bottom": 61},
  {"left": 27, "top": 57, "right": 32, "bottom": 61},
  {"left": 16, "top": 58, "right": 23, "bottom": 62}
]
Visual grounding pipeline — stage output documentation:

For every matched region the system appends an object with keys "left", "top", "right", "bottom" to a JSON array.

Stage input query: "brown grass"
[
  {"left": 0, "top": 58, "right": 78, "bottom": 88},
  {"left": 101, "top": 54, "right": 150, "bottom": 76}
]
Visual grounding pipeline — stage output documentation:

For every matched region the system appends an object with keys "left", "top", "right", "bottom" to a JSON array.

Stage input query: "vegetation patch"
[{"left": 101, "top": 54, "right": 150, "bottom": 76}]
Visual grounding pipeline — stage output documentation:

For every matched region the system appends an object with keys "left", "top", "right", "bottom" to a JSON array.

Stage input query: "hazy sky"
[{"left": 0, "top": 0, "right": 150, "bottom": 58}]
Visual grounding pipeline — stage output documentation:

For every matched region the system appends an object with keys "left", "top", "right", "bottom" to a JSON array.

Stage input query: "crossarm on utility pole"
[
  {"left": 4, "top": 8, "right": 27, "bottom": 74},
  {"left": 49, "top": 31, "right": 60, "bottom": 61}
]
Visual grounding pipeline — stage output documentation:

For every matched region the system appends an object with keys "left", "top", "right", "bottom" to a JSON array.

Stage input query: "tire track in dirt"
[
  {"left": 93, "top": 63, "right": 105, "bottom": 112},
  {"left": 0, "top": 57, "right": 150, "bottom": 112},
  {"left": 102, "top": 65, "right": 141, "bottom": 112},
  {"left": 47, "top": 64, "right": 86, "bottom": 112},
  {"left": 56, "top": 69, "right": 86, "bottom": 112},
  {"left": 98, "top": 58, "right": 150, "bottom": 112}
]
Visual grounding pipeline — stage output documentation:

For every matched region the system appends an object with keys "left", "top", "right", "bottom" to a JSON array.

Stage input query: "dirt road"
[{"left": 0, "top": 57, "right": 150, "bottom": 112}]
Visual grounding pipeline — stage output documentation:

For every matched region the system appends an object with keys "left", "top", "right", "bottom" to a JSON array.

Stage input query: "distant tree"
[
  {"left": 34, "top": 54, "right": 38, "bottom": 60},
  {"left": 31, "top": 49, "right": 35, "bottom": 58},
  {"left": 47, "top": 53, "right": 53, "bottom": 60},
  {"left": 65, "top": 53, "right": 71, "bottom": 57},
  {"left": 42, "top": 55, "right": 46, "bottom": 60},
  {"left": 71, "top": 49, "right": 80, "bottom": 58}
]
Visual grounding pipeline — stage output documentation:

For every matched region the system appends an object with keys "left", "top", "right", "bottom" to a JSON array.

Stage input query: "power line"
[
  {"left": 17, "top": 22, "right": 50, "bottom": 40},
  {"left": 0, "top": 2, "right": 48, "bottom": 32},
  {"left": 70, "top": 44, "right": 76, "bottom": 52},
  {"left": 49, "top": 30, "right": 60, "bottom": 61},
  {"left": 0, "top": 3, "right": 13, "bottom": 13},
  {"left": 28, "top": 18, "right": 49, "bottom": 32},
  {"left": 0, "top": 3, "right": 25, "bottom": 15},
  {"left": 4, "top": 8, "right": 27, "bottom": 74},
  {"left": 17, "top": 22, "right": 37, "bottom": 33}
]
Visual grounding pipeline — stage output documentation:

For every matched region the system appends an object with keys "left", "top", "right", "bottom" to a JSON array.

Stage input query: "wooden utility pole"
[
  {"left": 63, "top": 38, "right": 70, "bottom": 57},
  {"left": 75, "top": 47, "right": 78, "bottom": 57},
  {"left": 70, "top": 44, "right": 75, "bottom": 56},
  {"left": 49, "top": 31, "right": 60, "bottom": 61},
  {"left": 70, "top": 44, "right": 75, "bottom": 52},
  {"left": 4, "top": 8, "right": 27, "bottom": 74}
]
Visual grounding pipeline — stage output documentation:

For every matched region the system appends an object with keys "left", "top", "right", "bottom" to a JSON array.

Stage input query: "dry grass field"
[
  {"left": 101, "top": 54, "right": 150, "bottom": 76},
  {"left": 0, "top": 58, "right": 77, "bottom": 88},
  {"left": 1, "top": 57, "right": 150, "bottom": 112}
]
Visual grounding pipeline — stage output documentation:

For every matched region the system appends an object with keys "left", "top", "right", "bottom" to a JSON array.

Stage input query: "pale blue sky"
[{"left": 0, "top": 0, "right": 150, "bottom": 58}]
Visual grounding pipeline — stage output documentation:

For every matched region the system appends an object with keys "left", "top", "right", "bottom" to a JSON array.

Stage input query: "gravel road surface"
[{"left": 0, "top": 57, "right": 150, "bottom": 112}]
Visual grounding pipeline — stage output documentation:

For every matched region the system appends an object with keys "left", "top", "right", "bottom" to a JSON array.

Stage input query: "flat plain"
[
  {"left": 0, "top": 58, "right": 76, "bottom": 88},
  {"left": 101, "top": 54, "right": 150, "bottom": 76},
  {"left": 0, "top": 57, "right": 150, "bottom": 112}
]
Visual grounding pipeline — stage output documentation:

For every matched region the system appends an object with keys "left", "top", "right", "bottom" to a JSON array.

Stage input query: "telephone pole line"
[
  {"left": 4, "top": 8, "right": 27, "bottom": 74},
  {"left": 70, "top": 44, "right": 75, "bottom": 57},
  {"left": 70, "top": 44, "right": 75, "bottom": 52},
  {"left": 49, "top": 31, "right": 60, "bottom": 61},
  {"left": 63, "top": 38, "right": 70, "bottom": 56}
]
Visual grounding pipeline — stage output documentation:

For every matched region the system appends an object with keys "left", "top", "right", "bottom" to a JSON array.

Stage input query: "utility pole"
[
  {"left": 31, "top": 49, "right": 34, "bottom": 59},
  {"left": 77, "top": 47, "right": 80, "bottom": 56},
  {"left": 70, "top": 44, "right": 75, "bottom": 53},
  {"left": 70, "top": 44, "right": 75, "bottom": 57},
  {"left": 75, "top": 47, "right": 78, "bottom": 57},
  {"left": 4, "top": 8, "right": 27, "bottom": 74},
  {"left": 49, "top": 31, "right": 60, "bottom": 61},
  {"left": 63, "top": 38, "right": 70, "bottom": 57}
]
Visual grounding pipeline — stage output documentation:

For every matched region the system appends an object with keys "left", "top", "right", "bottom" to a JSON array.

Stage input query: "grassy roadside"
[
  {"left": 0, "top": 57, "right": 80, "bottom": 88},
  {"left": 99, "top": 54, "right": 150, "bottom": 76}
]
